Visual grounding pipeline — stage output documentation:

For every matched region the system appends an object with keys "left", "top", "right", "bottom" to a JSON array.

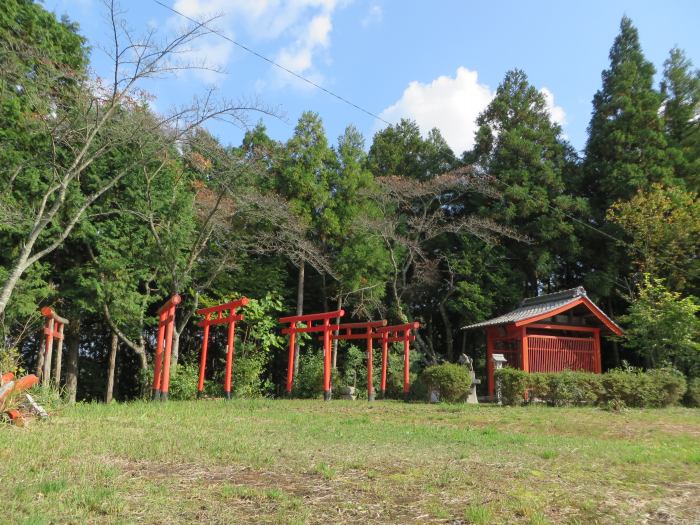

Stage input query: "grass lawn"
[{"left": 1, "top": 399, "right": 699, "bottom": 524}]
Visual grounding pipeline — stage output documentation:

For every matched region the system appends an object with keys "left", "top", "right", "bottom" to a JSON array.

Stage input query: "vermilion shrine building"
[{"left": 461, "top": 287, "right": 623, "bottom": 396}]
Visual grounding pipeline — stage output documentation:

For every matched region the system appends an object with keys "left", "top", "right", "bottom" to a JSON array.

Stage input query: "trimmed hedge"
[
  {"left": 494, "top": 367, "right": 687, "bottom": 408},
  {"left": 419, "top": 363, "right": 472, "bottom": 403}
]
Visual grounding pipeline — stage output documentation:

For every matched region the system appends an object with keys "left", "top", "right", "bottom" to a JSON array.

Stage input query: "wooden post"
[
  {"left": 224, "top": 309, "right": 236, "bottom": 400},
  {"left": 323, "top": 317, "right": 332, "bottom": 401},
  {"left": 366, "top": 326, "right": 374, "bottom": 402},
  {"left": 380, "top": 333, "right": 389, "bottom": 398},
  {"left": 53, "top": 322, "right": 65, "bottom": 387},
  {"left": 42, "top": 317, "right": 55, "bottom": 386},
  {"left": 487, "top": 328, "right": 495, "bottom": 397},
  {"left": 197, "top": 314, "right": 211, "bottom": 397},
  {"left": 159, "top": 307, "right": 175, "bottom": 401},
  {"left": 152, "top": 314, "right": 166, "bottom": 400},
  {"left": 593, "top": 328, "right": 602, "bottom": 373},
  {"left": 521, "top": 326, "right": 529, "bottom": 373},
  {"left": 286, "top": 330, "right": 296, "bottom": 394}
]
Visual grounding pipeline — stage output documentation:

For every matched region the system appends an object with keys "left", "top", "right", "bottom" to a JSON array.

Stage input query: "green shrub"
[
  {"left": 685, "top": 377, "right": 700, "bottom": 407},
  {"left": 420, "top": 363, "right": 472, "bottom": 403},
  {"left": 385, "top": 349, "right": 421, "bottom": 400},
  {"left": 544, "top": 371, "right": 602, "bottom": 406},
  {"left": 139, "top": 364, "right": 200, "bottom": 401},
  {"left": 645, "top": 368, "right": 687, "bottom": 407},
  {"left": 232, "top": 355, "right": 271, "bottom": 398},
  {"left": 600, "top": 369, "right": 642, "bottom": 407},
  {"left": 0, "top": 347, "right": 22, "bottom": 376},
  {"left": 600, "top": 367, "right": 687, "bottom": 408},
  {"left": 165, "top": 364, "right": 200, "bottom": 401},
  {"left": 293, "top": 352, "right": 324, "bottom": 398},
  {"left": 494, "top": 367, "right": 528, "bottom": 405}
]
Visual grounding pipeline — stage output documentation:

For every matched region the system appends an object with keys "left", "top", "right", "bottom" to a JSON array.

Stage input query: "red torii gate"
[
  {"left": 37, "top": 307, "right": 69, "bottom": 386},
  {"left": 327, "top": 320, "right": 387, "bottom": 401},
  {"left": 152, "top": 295, "right": 181, "bottom": 401},
  {"left": 280, "top": 310, "right": 345, "bottom": 401},
  {"left": 377, "top": 322, "right": 420, "bottom": 398},
  {"left": 196, "top": 297, "right": 248, "bottom": 399}
]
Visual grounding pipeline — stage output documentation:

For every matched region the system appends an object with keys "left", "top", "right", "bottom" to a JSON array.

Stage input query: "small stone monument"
[
  {"left": 491, "top": 353, "right": 507, "bottom": 405},
  {"left": 458, "top": 353, "right": 480, "bottom": 404}
]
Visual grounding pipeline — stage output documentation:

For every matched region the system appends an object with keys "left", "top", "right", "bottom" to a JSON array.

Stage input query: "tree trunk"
[
  {"left": 0, "top": 250, "right": 31, "bottom": 317},
  {"left": 105, "top": 332, "right": 118, "bottom": 403},
  {"left": 170, "top": 328, "right": 181, "bottom": 371},
  {"left": 606, "top": 298, "right": 620, "bottom": 367},
  {"left": 438, "top": 302, "right": 454, "bottom": 361},
  {"left": 294, "top": 262, "right": 304, "bottom": 377},
  {"left": 332, "top": 296, "right": 342, "bottom": 369},
  {"left": 64, "top": 318, "right": 80, "bottom": 404}
]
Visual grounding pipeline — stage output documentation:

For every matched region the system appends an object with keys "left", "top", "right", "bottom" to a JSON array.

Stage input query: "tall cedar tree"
[
  {"left": 661, "top": 47, "right": 700, "bottom": 192},
  {"left": 470, "top": 69, "right": 582, "bottom": 295},
  {"left": 583, "top": 17, "right": 673, "bottom": 212}
]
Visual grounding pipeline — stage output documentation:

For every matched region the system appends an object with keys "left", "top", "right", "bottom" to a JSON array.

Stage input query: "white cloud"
[
  {"left": 378, "top": 68, "right": 569, "bottom": 155},
  {"left": 361, "top": 4, "right": 382, "bottom": 27},
  {"left": 378, "top": 67, "right": 494, "bottom": 155},
  {"left": 170, "top": 0, "right": 344, "bottom": 85},
  {"left": 539, "top": 87, "right": 566, "bottom": 127}
]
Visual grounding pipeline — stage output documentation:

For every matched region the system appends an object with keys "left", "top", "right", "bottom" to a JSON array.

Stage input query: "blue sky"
[{"left": 45, "top": 0, "right": 700, "bottom": 156}]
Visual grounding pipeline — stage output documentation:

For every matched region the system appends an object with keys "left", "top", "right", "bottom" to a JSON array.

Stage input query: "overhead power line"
[
  {"left": 154, "top": 0, "right": 691, "bottom": 287},
  {"left": 152, "top": 0, "right": 392, "bottom": 126}
]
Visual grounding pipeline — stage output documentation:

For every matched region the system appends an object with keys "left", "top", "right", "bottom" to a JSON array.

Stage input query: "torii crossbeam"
[
  {"left": 327, "top": 320, "right": 387, "bottom": 401},
  {"left": 196, "top": 297, "right": 248, "bottom": 399},
  {"left": 280, "top": 310, "right": 344, "bottom": 401},
  {"left": 376, "top": 322, "right": 420, "bottom": 398}
]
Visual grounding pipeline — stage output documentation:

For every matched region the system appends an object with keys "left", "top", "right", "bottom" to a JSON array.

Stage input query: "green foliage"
[
  {"left": 232, "top": 355, "right": 271, "bottom": 398},
  {"left": 368, "top": 119, "right": 457, "bottom": 180},
  {"left": 420, "top": 363, "right": 472, "bottom": 403},
  {"left": 661, "top": 47, "right": 700, "bottom": 191},
  {"left": 601, "top": 367, "right": 687, "bottom": 408},
  {"left": 494, "top": 368, "right": 529, "bottom": 406},
  {"left": 619, "top": 275, "right": 700, "bottom": 375},
  {"left": 584, "top": 16, "right": 673, "bottom": 211},
  {"left": 607, "top": 185, "right": 700, "bottom": 293},
  {"left": 685, "top": 377, "right": 700, "bottom": 407},
  {"left": 293, "top": 352, "right": 324, "bottom": 399},
  {"left": 0, "top": 347, "right": 22, "bottom": 375},
  {"left": 471, "top": 68, "right": 582, "bottom": 292},
  {"left": 496, "top": 367, "right": 686, "bottom": 408},
  {"left": 541, "top": 371, "right": 603, "bottom": 406}
]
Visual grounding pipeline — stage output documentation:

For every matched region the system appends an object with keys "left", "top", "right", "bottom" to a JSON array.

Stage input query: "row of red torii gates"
[
  {"left": 148, "top": 296, "right": 419, "bottom": 401},
  {"left": 35, "top": 296, "right": 419, "bottom": 401}
]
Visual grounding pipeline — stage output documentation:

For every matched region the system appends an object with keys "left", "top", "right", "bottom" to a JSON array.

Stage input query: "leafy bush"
[
  {"left": 293, "top": 352, "right": 324, "bottom": 399},
  {"left": 420, "top": 363, "right": 472, "bottom": 403},
  {"left": 618, "top": 275, "right": 700, "bottom": 377},
  {"left": 494, "top": 367, "right": 528, "bottom": 405},
  {"left": 645, "top": 368, "right": 687, "bottom": 407},
  {"left": 164, "top": 364, "right": 200, "bottom": 401},
  {"left": 0, "top": 347, "right": 21, "bottom": 375},
  {"left": 495, "top": 367, "right": 686, "bottom": 408},
  {"left": 600, "top": 369, "right": 642, "bottom": 406},
  {"left": 685, "top": 377, "right": 700, "bottom": 407},
  {"left": 543, "top": 371, "right": 602, "bottom": 406},
  {"left": 139, "top": 364, "right": 199, "bottom": 401},
  {"left": 232, "top": 355, "right": 271, "bottom": 398}
]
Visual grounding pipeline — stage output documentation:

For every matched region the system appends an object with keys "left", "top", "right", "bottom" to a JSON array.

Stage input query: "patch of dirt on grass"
[{"left": 103, "top": 455, "right": 441, "bottom": 524}]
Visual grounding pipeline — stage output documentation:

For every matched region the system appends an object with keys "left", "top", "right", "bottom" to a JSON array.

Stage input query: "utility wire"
[
  {"left": 152, "top": 0, "right": 392, "bottom": 126},
  {"left": 154, "top": 0, "right": 692, "bottom": 286}
]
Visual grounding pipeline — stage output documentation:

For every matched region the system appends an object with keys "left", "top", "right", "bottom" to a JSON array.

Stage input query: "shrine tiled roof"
[{"left": 461, "top": 287, "right": 622, "bottom": 334}]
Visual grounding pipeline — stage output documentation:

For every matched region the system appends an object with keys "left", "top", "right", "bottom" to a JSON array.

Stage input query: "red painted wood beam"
[{"left": 279, "top": 310, "right": 344, "bottom": 324}]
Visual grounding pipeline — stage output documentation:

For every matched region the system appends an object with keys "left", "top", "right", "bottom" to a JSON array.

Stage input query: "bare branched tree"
[
  {"left": 0, "top": 0, "right": 275, "bottom": 317},
  {"left": 357, "top": 167, "right": 528, "bottom": 358}
]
